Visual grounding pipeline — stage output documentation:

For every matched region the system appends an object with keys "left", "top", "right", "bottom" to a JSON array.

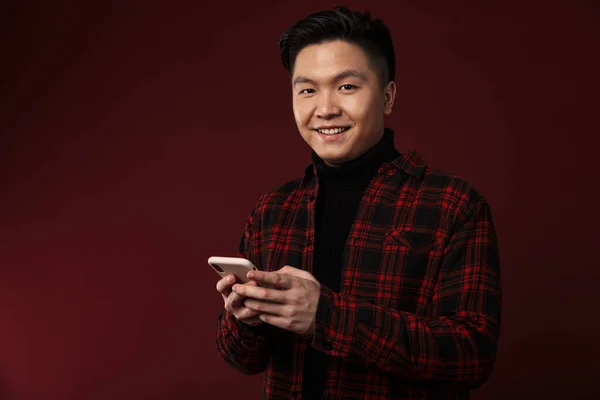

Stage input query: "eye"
[
  {"left": 299, "top": 88, "right": 316, "bottom": 95},
  {"left": 340, "top": 84, "right": 357, "bottom": 91}
]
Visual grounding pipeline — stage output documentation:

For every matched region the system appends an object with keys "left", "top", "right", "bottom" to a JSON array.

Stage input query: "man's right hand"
[{"left": 216, "top": 274, "right": 263, "bottom": 326}]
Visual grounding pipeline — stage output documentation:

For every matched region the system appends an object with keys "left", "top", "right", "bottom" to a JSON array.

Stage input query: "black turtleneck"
[{"left": 302, "top": 128, "right": 400, "bottom": 399}]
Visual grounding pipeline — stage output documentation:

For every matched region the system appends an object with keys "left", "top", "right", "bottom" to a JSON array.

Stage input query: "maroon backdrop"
[{"left": 1, "top": 1, "right": 599, "bottom": 399}]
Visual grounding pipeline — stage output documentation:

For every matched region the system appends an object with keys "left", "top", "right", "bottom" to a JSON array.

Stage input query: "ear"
[{"left": 383, "top": 81, "right": 396, "bottom": 115}]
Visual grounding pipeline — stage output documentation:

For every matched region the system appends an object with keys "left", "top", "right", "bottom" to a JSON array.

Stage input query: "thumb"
[{"left": 277, "top": 265, "right": 317, "bottom": 282}]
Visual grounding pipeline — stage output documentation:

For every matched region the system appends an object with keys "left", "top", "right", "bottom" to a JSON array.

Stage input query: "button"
[
  {"left": 305, "top": 238, "right": 311, "bottom": 245},
  {"left": 291, "top": 391, "right": 299, "bottom": 399},
  {"left": 324, "top": 342, "right": 333, "bottom": 350},
  {"left": 308, "top": 195, "right": 315, "bottom": 201}
]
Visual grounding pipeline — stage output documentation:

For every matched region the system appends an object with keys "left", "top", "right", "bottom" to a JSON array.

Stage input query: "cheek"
[
  {"left": 292, "top": 100, "right": 311, "bottom": 126},
  {"left": 342, "top": 93, "right": 378, "bottom": 122}
]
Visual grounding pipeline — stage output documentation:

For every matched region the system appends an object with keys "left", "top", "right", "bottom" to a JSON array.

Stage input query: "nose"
[{"left": 314, "top": 93, "right": 341, "bottom": 119}]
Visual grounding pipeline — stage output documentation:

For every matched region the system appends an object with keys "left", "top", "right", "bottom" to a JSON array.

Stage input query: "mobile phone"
[{"left": 208, "top": 256, "right": 258, "bottom": 283}]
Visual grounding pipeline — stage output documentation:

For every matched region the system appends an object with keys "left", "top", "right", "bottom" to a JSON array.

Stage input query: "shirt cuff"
[
  {"left": 310, "top": 285, "right": 352, "bottom": 357},
  {"left": 224, "top": 310, "right": 269, "bottom": 340}
]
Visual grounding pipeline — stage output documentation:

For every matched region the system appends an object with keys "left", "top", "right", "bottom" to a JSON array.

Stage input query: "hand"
[
  {"left": 216, "top": 274, "right": 263, "bottom": 326},
  {"left": 233, "top": 266, "right": 320, "bottom": 335}
]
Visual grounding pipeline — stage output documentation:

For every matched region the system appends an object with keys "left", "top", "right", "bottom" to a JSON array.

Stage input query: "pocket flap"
[{"left": 384, "top": 229, "right": 438, "bottom": 250}]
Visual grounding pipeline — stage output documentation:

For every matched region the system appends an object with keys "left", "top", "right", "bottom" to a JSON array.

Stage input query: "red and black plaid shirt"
[{"left": 216, "top": 150, "right": 501, "bottom": 399}]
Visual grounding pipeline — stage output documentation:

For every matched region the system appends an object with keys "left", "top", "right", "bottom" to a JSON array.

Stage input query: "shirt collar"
[{"left": 390, "top": 150, "right": 427, "bottom": 179}]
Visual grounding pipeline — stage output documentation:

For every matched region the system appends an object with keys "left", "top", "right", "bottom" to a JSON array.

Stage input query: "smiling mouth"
[{"left": 315, "top": 127, "right": 351, "bottom": 135}]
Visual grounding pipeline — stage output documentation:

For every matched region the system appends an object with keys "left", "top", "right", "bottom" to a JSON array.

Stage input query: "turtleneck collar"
[{"left": 310, "top": 127, "right": 400, "bottom": 190}]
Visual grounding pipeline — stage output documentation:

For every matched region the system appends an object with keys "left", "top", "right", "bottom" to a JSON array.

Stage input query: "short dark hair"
[{"left": 279, "top": 5, "right": 396, "bottom": 87}]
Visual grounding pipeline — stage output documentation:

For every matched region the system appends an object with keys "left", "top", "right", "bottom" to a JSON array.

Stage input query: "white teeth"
[{"left": 317, "top": 127, "right": 349, "bottom": 135}]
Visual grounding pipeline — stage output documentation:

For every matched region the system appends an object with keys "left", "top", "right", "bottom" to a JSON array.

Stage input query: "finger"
[
  {"left": 228, "top": 291, "right": 245, "bottom": 308},
  {"left": 240, "top": 317, "right": 263, "bottom": 327},
  {"left": 235, "top": 306, "right": 261, "bottom": 320},
  {"left": 247, "top": 270, "right": 293, "bottom": 289},
  {"left": 259, "top": 313, "right": 293, "bottom": 331},
  {"left": 245, "top": 273, "right": 278, "bottom": 290},
  {"left": 225, "top": 281, "right": 258, "bottom": 308},
  {"left": 233, "top": 283, "right": 287, "bottom": 302},
  {"left": 232, "top": 280, "right": 258, "bottom": 297},
  {"left": 276, "top": 265, "right": 299, "bottom": 275},
  {"left": 245, "top": 299, "right": 292, "bottom": 316},
  {"left": 216, "top": 274, "right": 236, "bottom": 294}
]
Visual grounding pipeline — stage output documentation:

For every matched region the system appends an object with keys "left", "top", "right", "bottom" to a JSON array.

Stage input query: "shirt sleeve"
[
  {"left": 215, "top": 203, "right": 272, "bottom": 375},
  {"left": 310, "top": 193, "right": 501, "bottom": 389}
]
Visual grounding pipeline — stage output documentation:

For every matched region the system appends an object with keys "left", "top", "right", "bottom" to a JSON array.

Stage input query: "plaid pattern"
[{"left": 216, "top": 150, "right": 501, "bottom": 399}]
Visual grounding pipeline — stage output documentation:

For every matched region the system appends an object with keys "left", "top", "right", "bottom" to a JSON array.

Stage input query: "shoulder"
[
  {"left": 255, "top": 176, "right": 304, "bottom": 207},
  {"left": 245, "top": 175, "right": 307, "bottom": 224},
  {"left": 395, "top": 150, "right": 490, "bottom": 224},
  {"left": 263, "top": 176, "right": 304, "bottom": 201},
  {"left": 422, "top": 166, "right": 484, "bottom": 203},
  {"left": 418, "top": 163, "right": 492, "bottom": 225},
  {"left": 395, "top": 150, "right": 485, "bottom": 208}
]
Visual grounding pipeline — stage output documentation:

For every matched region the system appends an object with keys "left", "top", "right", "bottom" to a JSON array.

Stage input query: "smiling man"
[
  {"left": 215, "top": 6, "right": 501, "bottom": 400},
  {"left": 291, "top": 40, "right": 394, "bottom": 166}
]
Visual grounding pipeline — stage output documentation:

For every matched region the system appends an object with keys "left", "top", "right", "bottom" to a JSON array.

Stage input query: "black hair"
[{"left": 279, "top": 5, "right": 396, "bottom": 87}]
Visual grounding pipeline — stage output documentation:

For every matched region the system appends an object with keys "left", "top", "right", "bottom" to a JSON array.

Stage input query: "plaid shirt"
[{"left": 216, "top": 150, "right": 501, "bottom": 399}]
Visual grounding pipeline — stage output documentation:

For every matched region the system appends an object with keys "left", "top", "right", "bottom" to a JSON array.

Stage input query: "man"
[{"left": 215, "top": 5, "right": 501, "bottom": 399}]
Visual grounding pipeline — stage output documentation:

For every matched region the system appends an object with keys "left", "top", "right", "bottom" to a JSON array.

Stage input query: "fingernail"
[
  {"left": 232, "top": 285, "right": 238, "bottom": 292},
  {"left": 227, "top": 276, "right": 234, "bottom": 283}
]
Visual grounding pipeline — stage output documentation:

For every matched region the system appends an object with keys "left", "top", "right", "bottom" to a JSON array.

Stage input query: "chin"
[
  {"left": 316, "top": 150, "right": 352, "bottom": 166},
  {"left": 304, "top": 135, "right": 355, "bottom": 164}
]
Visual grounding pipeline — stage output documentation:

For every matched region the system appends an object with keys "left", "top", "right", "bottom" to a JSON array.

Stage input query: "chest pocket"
[{"left": 377, "top": 229, "right": 440, "bottom": 312}]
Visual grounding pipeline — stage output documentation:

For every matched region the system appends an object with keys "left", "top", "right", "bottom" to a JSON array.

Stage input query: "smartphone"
[{"left": 208, "top": 256, "right": 258, "bottom": 283}]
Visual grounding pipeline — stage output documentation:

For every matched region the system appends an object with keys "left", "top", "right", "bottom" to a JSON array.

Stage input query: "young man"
[{"left": 215, "top": 6, "right": 501, "bottom": 399}]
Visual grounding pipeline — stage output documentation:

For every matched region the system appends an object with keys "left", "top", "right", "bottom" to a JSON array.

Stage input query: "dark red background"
[{"left": 1, "top": 1, "right": 598, "bottom": 399}]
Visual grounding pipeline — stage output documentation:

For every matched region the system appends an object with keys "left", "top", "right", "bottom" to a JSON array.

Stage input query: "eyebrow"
[{"left": 292, "top": 69, "right": 369, "bottom": 86}]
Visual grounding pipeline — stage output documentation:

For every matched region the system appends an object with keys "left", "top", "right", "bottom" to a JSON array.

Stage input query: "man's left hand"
[{"left": 232, "top": 266, "right": 320, "bottom": 335}]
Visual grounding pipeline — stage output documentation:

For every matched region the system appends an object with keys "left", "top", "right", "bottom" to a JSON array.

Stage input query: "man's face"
[{"left": 291, "top": 40, "right": 396, "bottom": 166}]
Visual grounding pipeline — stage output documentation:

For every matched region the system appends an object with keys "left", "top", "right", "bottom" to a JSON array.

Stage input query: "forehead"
[{"left": 293, "top": 40, "right": 374, "bottom": 79}]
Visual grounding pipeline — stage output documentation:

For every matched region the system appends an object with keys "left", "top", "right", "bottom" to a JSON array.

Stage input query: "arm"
[
  {"left": 215, "top": 205, "right": 272, "bottom": 375},
  {"left": 216, "top": 309, "right": 271, "bottom": 375},
  {"left": 311, "top": 195, "right": 501, "bottom": 388}
]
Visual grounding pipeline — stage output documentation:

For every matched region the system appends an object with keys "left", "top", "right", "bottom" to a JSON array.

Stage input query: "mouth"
[{"left": 314, "top": 126, "right": 351, "bottom": 135}]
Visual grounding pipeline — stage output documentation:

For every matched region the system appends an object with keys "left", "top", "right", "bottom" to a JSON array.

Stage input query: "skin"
[
  {"left": 216, "top": 40, "right": 397, "bottom": 335},
  {"left": 216, "top": 274, "right": 263, "bottom": 326},
  {"left": 215, "top": 267, "right": 320, "bottom": 334},
  {"left": 292, "top": 40, "right": 396, "bottom": 166}
]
